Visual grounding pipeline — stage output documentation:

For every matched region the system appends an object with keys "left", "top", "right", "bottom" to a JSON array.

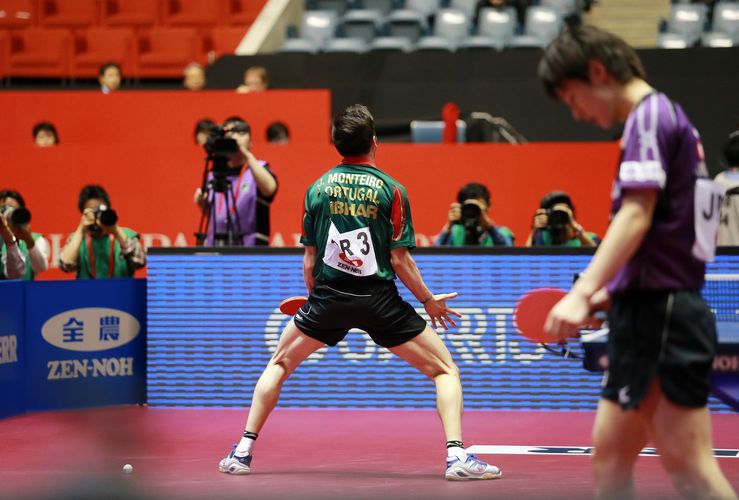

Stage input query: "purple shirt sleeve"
[{"left": 618, "top": 94, "right": 675, "bottom": 191}]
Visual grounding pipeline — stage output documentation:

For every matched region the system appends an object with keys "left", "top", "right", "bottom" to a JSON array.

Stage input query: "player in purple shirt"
[{"left": 538, "top": 26, "right": 735, "bottom": 499}]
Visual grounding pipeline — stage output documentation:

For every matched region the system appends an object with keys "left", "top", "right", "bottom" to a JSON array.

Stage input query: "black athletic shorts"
[
  {"left": 292, "top": 280, "right": 427, "bottom": 348},
  {"left": 602, "top": 290, "right": 717, "bottom": 409}
]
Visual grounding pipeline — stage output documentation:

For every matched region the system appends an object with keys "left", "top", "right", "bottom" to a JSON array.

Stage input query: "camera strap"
[
  {"left": 216, "top": 165, "right": 248, "bottom": 216},
  {"left": 86, "top": 234, "right": 115, "bottom": 278}
]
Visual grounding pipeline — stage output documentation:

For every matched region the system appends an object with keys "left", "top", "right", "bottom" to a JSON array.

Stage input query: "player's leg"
[
  {"left": 390, "top": 325, "right": 461, "bottom": 438},
  {"left": 245, "top": 319, "right": 325, "bottom": 433},
  {"left": 643, "top": 291, "right": 737, "bottom": 498},
  {"left": 591, "top": 398, "right": 649, "bottom": 499},
  {"left": 390, "top": 325, "right": 501, "bottom": 480},
  {"left": 219, "top": 319, "right": 324, "bottom": 474},
  {"left": 642, "top": 381, "right": 737, "bottom": 499}
]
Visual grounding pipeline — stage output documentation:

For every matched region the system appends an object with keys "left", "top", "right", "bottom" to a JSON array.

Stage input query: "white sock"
[
  {"left": 447, "top": 446, "right": 467, "bottom": 461},
  {"left": 234, "top": 436, "right": 255, "bottom": 457}
]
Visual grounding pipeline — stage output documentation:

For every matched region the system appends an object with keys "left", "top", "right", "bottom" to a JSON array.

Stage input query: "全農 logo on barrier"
[{"left": 42, "top": 308, "right": 140, "bottom": 352}]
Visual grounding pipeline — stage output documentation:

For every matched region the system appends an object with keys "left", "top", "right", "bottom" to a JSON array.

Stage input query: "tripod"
[{"left": 195, "top": 154, "right": 245, "bottom": 247}]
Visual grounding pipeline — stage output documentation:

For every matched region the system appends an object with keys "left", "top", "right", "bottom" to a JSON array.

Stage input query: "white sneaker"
[
  {"left": 445, "top": 454, "right": 502, "bottom": 481},
  {"left": 218, "top": 446, "right": 252, "bottom": 475}
]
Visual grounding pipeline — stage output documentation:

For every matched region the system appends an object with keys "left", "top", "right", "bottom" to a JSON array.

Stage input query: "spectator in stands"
[
  {"left": 33, "top": 122, "right": 59, "bottom": 147},
  {"left": 266, "top": 121, "right": 290, "bottom": 144},
  {"left": 525, "top": 191, "right": 599, "bottom": 247},
  {"left": 716, "top": 129, "right": 739, "bottom": 246},
  {"left": 183, "top": 63, "right": 206, "bottom": 91},
  {"left": 473, "top": 0, "right": 529, "bottom": 27},
  {"left": 0, "top": 208, "right": 25, "bottom": 280},
  {"left": 236, "top": 66, "right": 269, "bottom": 94},
  {"left": 60, "top": 184, "right": 146, "bottom": 279},
  {"left": 436, "top": 182, "right": 514, "bottom": 246},
  {"left": 0, "top": 190, "right": 49, "bottom": 280},
  {"left": 194, "top": 116, "right": 278, "bottom": 246},
  {"left": 98, "top": 62, "right": 122, "bottom": 94},
  {"left": 194, "top": 118, "right": 217, "bottom": 146}
]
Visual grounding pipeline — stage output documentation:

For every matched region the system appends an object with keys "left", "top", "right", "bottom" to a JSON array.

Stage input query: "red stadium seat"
[
  {"left": 72, "top": 27, "right": 135, "bottom": 78},
  {"left": 102, "top": 0, "right": 161, "bottom": 29},
  {"left": 223, "top": 0, "right": 264, "bottom": 26},
  {"left": 39, "top": 0, "right": 98, "bottom": 29},
  {"left": 136, "top": 27, "right": 198, "bottom": 77},
  {"left": 6, "top": 28, "right": 71, "bottom": 77},
  {"left": 207, "top": 26, "right": 246, "bottom": 58},
  {"left": 0, "top": 0, "right": 36, "bottom": 28},
  {"left": 163, "top": 0, "right": 219, "bottom": 28}
]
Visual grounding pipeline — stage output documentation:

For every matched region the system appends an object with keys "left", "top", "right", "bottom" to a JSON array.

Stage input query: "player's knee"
[
  {"left": 669, "top": 469, "right": 712, "bottom": 498},
  {"left": 430, "top": 360, "right": 459, "bottom": 380},
  {"left": 592, "top": 429, "right": 629, "bottom": 469},
  {"left": 659, "top": 444, "right": 697, "bottom": 476},
  {"left": 269, "top": 354, "right": 298, "bottom": 378},
  {"left": 418, "top": 358, "right": 458, "bottom": 380}
]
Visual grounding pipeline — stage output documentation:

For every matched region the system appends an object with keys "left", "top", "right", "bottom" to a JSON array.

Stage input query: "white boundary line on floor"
[{"left": 467, "top": 445, "right": 739, "bottom": 458}]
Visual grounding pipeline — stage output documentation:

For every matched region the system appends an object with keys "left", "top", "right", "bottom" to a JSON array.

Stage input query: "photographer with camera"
[
  {"left": 436, "top": 183, "right": 514, "bottom": 246},
  {"left": 0, "top": 190, "right": 49, "bottom": 280},
  {"left": 60, "top": 185, "right": 146, "bottom": 279},
  {"left": 525, "top": 191, "right": 599, "bottom": 247},
  {"left": 194, "top": 116, "right": 278, "bottom": 246}
]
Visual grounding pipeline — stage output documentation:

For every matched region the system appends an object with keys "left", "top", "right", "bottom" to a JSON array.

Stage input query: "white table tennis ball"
[{"left": 123, "top": 464, "right": 133, "bottom": 474}]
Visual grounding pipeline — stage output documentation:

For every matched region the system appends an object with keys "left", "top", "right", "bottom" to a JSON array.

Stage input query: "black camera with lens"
[
  {"left": 547, "top": 208, "right": 571, "bottom": 244},
  {"left": 90, "top": 205, "right": 118, "bottom": 234},
  {"left": 454, "top": 201, "right": 486, "bottom": 245},
  {"left": 460, "top": 202, "right": 482, "bottom": 228},
  {"left": 0, "top": 205, "right": 31, "bottom": 226},
  {"left": 204, "top": 123, "right": 248, "bottom": 177},
  {"left": 204, "top": 125, "right": 239, "bottom": 157}
]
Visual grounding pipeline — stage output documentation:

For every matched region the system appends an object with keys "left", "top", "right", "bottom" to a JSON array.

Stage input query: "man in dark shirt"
[
  {"left": 218, "top": 105, "right": 501, "bottom": 481},
  {"left": 539, "top": 25, "right": 735, "bottom": 499}
]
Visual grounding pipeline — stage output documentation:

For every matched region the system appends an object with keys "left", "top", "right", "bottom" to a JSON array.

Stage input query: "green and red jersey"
[{"left": 300, "top": 158, "right": 415, "bottom": 283}]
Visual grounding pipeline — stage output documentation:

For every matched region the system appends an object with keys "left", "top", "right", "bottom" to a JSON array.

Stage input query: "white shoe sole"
[
  {"left": 445, "top": 468, "right": 502, "bottom": 481},
  {"left": 218, "top": 459, "right": 251, "bottom": 475}
]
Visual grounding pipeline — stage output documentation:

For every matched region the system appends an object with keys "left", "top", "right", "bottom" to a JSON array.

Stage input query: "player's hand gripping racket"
[
  {"left": 513, "top": 288, "right": 583, "bottom": 359},
  {"left": 279, "top": 296, "right": 308, "bottom": 316}
]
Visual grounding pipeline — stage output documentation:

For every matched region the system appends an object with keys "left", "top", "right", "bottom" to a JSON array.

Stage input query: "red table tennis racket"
[
  {"left": 513, "top": 288, "right": 567, "bottom": 344},
  {"left": 279, "top": 296, "right": 308, "bottom": 316}
]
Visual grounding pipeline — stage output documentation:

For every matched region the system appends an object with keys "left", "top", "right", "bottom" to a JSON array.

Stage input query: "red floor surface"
[{"left": 1, "top": 407, "right": 737, "bottom": 499}]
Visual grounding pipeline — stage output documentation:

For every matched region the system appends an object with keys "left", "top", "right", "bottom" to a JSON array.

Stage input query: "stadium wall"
[{"left": 208, "top": 48, "right": 739, "bottom": 176}]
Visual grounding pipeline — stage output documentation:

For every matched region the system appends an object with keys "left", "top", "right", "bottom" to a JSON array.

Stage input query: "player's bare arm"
[
  {"left": 303, "top": 245, "right": 316, "bottom": 293},
  {"left": 390, "top": 246, "right": 461, "bottom": 330}
]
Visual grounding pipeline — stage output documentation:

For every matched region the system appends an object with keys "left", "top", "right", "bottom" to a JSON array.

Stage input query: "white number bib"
[
  {"left": 323, "top": 222, "right": 378, "bottom": 277},
  {"left": 692, "top": 178, "right": 724, "bottom": 262}
]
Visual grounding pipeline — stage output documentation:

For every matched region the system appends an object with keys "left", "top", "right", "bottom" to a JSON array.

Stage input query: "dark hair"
[
  {"left": 223, "top": 116, "right": 251, "bottom": 134},
  {"left": 78, "top": 184, "right": 111, "bottom": 213},
  {"left": 266, "top": 121, "right": 290, "bottom": 143},
  {"left": 538, "top": 25, "right": 646, "bottom": 99},
  {"left": 725, "top": 130, "right": 739, "bottom": 167},
  {"left": 32, "top": 121, "right": 59, "bottom": 144},
  {"left": 194, "top": 118, "right": 216, "bottom": 142},
  {"left": 0, "top": 189, "right": 26, "bottom": 207},
  {"left": 332, "top": 104, "right": 375, "bottom": 156},
  {"left": 457, "top": 182, "right": 490, "bottom": 206},
  {"left": 99, "top": 61, "right": 121, "bottom": 77},
  {"left": 540, "top": 191, "right": 574, "bottom": 212}
]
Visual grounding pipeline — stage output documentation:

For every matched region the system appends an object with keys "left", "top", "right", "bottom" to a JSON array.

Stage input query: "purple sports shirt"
[{"left": 608, "top": 92, "right": 717, "bottom": 293}]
